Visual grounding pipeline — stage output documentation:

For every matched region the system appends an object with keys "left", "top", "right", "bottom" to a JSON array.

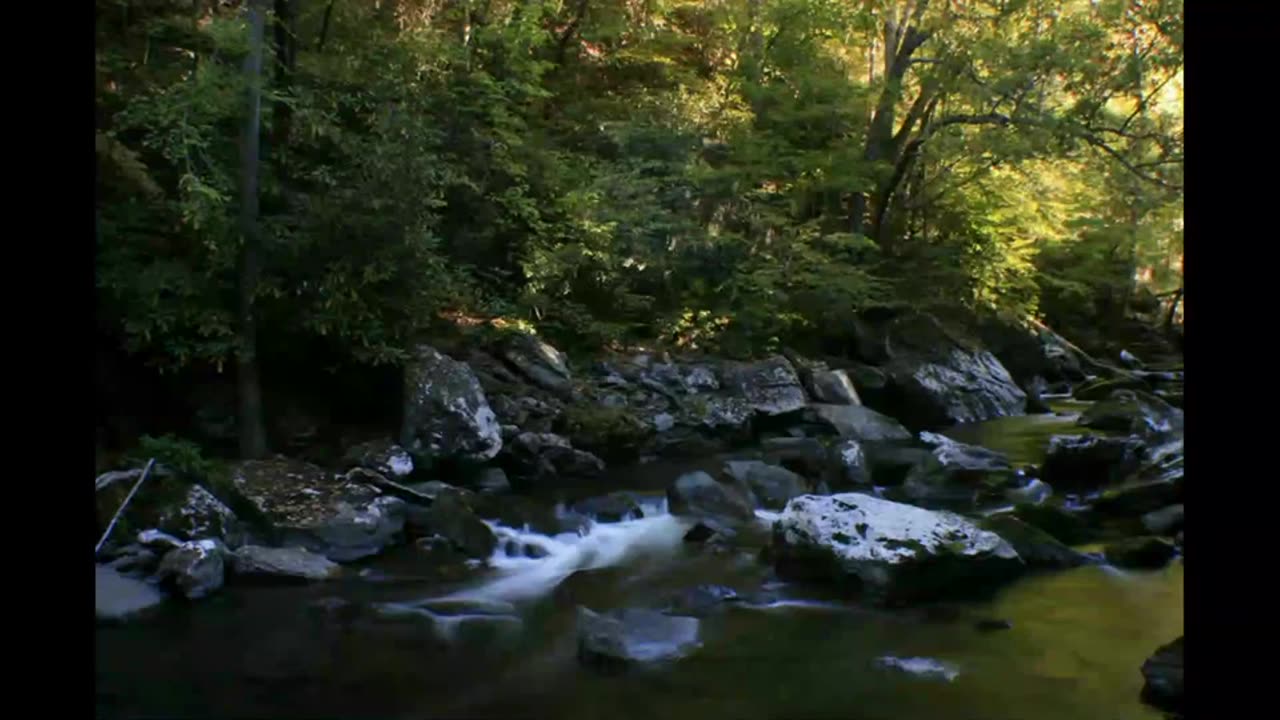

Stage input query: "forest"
[{"left": 96, "top": 0, "right": 1182, "bottom": 463}]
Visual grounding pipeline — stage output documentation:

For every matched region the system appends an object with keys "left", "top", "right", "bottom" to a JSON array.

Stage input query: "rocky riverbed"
[{"left": 95, "top": 312, "right": 1184, "bottom": 719}]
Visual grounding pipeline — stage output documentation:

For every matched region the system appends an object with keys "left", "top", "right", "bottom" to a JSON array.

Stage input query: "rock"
[
  {"left": 474, "top": 467, "right": 512, "bottom": 494},
  {"left": 572, "top": 492, "right": 644, "bottom": 522},
  {"left": 1071, "top": 376, "right": 1151, "bottom": 402},
  {"left": 1024, "top": 376, "right": 1053, "bottom": 414},
  {"left": 683, "top": 519, "right": 738, "bottom": 545},
  {"left": 95, "top": 473, "right": 239, "bottom": 546},
  {"left": 722, "top": 461, "right": 810, "bottom": 510},
  {"left": 1005, "top": 478, "right": 1052, "bottom": 506},
  {"left": 653, "top": 413, "right": 676, "bottom": 432},
  {"left": 805, "top": 404, "right": 913, "bottom": 442},
  {"left": 1041, "top": 435, "right": 1147, "bottom": 491},
  {"left": 96, "top": 564, "right": 165, "bottom": 621},
  {"left": 1013, "top": 503, "right": 1096, "bottom": 545},
  {"left": 1119, "top": 349, "right": 1144, "bottom": 369},
  {"left": 104, "top": 545, "right": 160, "bottom": 576},
  {"left": 862, "top": 442, "right": 933, "bottom": 487},
  {"left": 830, "top": 439, "right": 872, "bottom": 488},
  {"left": 723, "top": 356, "right": 807, "bottom": 416},
  {"left": 400, "top": 344, "right": 503, "bottom": 467},
  {"left": 666, "top": 471, "right": 756, "bottom": 524},
  {"left": 867, "top": 313, "right": 1027, "bottom": 428},
  {"left": 770, "top": 493, "right": 1024, "bottom": 605},
  {"left": 1141, "top": 504, "right": 1184, "bottom": 536},
  {"left": 557, "top": 404, "right": 653, "bottom": 462},
  {"left": 137, "top": 529, "right": 184, "bottom": 551},
  {"left": 577, "top": 607, "right": 702, "bottom": 667},
  {"left": 975, "top": 314, "right": 1086, "bottom": 385},
  {"left": 1091, "top": 480, "right": 1181, "bottom": 519},
  {"left": 897, "top": 433, "right": 1016, "bottom": 510},
  {"left": 1104, "top": 537, "right": 1177, "bottom": 569},
  {"left": 664, "top": 585, "right": 741, "bottom": 617},
  {"left": 229, "top": 458, "right": 407, "bottom": 562},
  {"left": 1078, "top": 390, "right": 1183, "bottom": 439},
  {"left": 156, "top": 539, "right": 225, "bottom": 599},
  {"left": 503, "top": 332, "right": 572, "bottom": 393},
  {"left": 975, "top": 618, "right": 1013, "bottom": 632},
  {"left": 683, "top": 395, "right": 755, "bottom": 434},
  {"left": 874, "top": 655, "right": 960, "bottom": 682},
  {"left": 979, "top": 515, "right": 1091, "bottom": 569},
  {"left": 229, "top": 545, "right": 342, "bottom": 582},
  {"left": 761, "top": 437, "right": 828, "bottom": 479},
  {"left": 341, "top": 439, "right": 414, "bottom": 479},
  {"left": 505, "top": 432, "right": 606, "bottom": 487},
  {"left": 414, "top": 493, "right": 497, "bottom": 559},
  {"left": 1140, "top": 637, "right": 1183, "bottom": 715},
  {"left": 807, "top": 369, "right": 861, "bottom": 405}
]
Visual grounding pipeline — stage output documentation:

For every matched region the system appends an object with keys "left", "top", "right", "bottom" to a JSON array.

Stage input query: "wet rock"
[
  {"left": 1024, "top": 376, "right": 1053, "bottom": 414},
  {"left": 761, "top": 436, "right": 828, "bottom": 479},
  {"left": 103, "top": 545, "right": 160, "bottom": 576},
  {"left": 874, "top": 655, "right": 960, "bottom": 682},
  {"left": 807, "top": 369, "right": 861, "bottom": 405},
  {"left": 1091, "top": 480, "right": 1181, "bottom": 519},
  {"left": 1041, "top": 435, "right": 1147, "bottom": 491},
  {"left": 1012, "top": 503, "right": 1096, "bottom": 545},
  {"left": 1140, "top": 637, "right": 1183, "bottom": 715},
  {"left": 341, "top": 439, "right": 414, "bottom": 479},
  {"left": 666, "top": 471, "right": 757, "bottom": 524},
  {"left": 229, "top": 545, "right": 342, "bottom": 582},
  {"left": 771, "top": 493, "right": 1024, "bottom": 606},
  {"left": 1072, "top": 376, "right": 1151, "bottom": 402},
  {"left": 980, "top": 515, "right": 1091, "bottom": 569},
  {"left": 1141, "top": 504, "right": 1184, "bottom": 536},
  {"left": 805, "top": 404, "right": 913, "bottom": 442},
  {"left": 95, "top": 472, "right": 239, "bottom": 546},
  {"left": 400, "top": 344, "right": 503, "bottom": 467},
  {"left": 723, "top": 356, "right": 807, "bottom": 416},
  {"left": 577, "top": 607, "right": 702, "bottom": 667},
  {"left": 1078, "top": 390, "right": 1183, "bottom": 439},
  {"left": 96, "top": 564, "right": 165, "bottom": 621},
  {"left": 1005, "top": 478, "right": 1052, "bottom": 506},
  {"left": 156, "top": 539, "right": 225, "bottom": 599},
  {"left": 503, "top": 332, "right": 572, "bottom": 393},
  {"left": 1119, "top": 349, "right": 1144, "bottom": 369},
  {"left": 506, "top": 432, "right": 606, "bottom": 487},
  {"left": 475, "top": 467, "right": 512, "bottom": 494},
  {"left": 862, "top": 442, "right": 933, "bottom": 487},
  {"left": 683, "top": 519, "right": 738, "bottom": 545},
  {"left": 415, "top": 492, "right": 497, "bottom": 559},
  {"left": 572, "top": 492, "right": 644, "bottom": 523},
  {"left": 229, "top": 458, "right": 407, "bottom": 562},
  {"left": 897, "top": 433, "right": 1016, "bottom": 510},
  {"left": 1104, "top": 536, "right": 1177, "bottom": 569},
  {"left": 974, "top": 314, "right": 1086, "bottom": 386},
  {"left": 829, "top": 439, "right": 872, "bottom": 488},
  {"left": 722, "top": 461, "right": 809, "bottom": 510},
  {"left": 664, "top": 585, "right": 742, "bottom": 617}
]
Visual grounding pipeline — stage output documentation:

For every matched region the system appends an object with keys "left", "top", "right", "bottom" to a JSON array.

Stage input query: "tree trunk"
[
  {"left": 272, "top": 0, "right": 297, "bottom": 153},
  {"left": 316, "top": 0, "right": 335, "bottom": 51},
  {"left": 237, "top": 0, "right": 269, "bottom": 460},
  {"left": 1163, "top": 287, "right": 1182, "bottom": 331}
]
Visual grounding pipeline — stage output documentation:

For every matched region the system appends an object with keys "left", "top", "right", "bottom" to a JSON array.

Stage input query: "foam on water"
[
  {"left": 434, "top": 504, "right": 691, "bottom": 604},
  {"left": 875, "top": 655, "right": 961, "bottom": 682}
]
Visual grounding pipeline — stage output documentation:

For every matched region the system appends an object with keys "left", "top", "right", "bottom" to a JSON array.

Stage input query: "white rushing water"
[{"left": 433, "top": 499, "right": 692, "bottom": 604}]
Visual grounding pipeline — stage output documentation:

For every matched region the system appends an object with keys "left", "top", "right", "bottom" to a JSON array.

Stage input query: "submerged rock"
[
  {"left": 229, "top": 545, "right": 341, "bottom": 582},
  {"left": 1140, "top": 637, "right": 1183, "bottom": 715},
  {"left": 771, "top": 493, "right": 1024, "bottom": 605},
  {"left": 664, "top": 585, "right": 742, "bottom": 617},
  {"left": 1041, "top": 435, "right": 1147, "bottom": 491},
  {"left": 156, "top": 539, "right": 225, "bottom": 599},
  {"left": 572, "top": 492, "right": 644, "bottom": 523},
  {"left": 722, "top": 461, "right": 810, "bottom": 510},
  {"left": 1104, "top": 536, "right": 1177, "bottom": 569},
  {"left": 577, "top": 607, "right": 702, "bottom": 667},
  {"left": 666, "top": 471, "right": 756, "bottom": 524},
  {"left": 980, "top": 515, "right": 1091, "bottom": 569},
  {"left": 96, "top": 564, "right": 165, "bottom": 621},
  {"left": 400, "top": 344, "right": 503, "bottom": 467},
  {"left": 414, "top": 492, "right": 497, "bottom": 559},
  {"left": 229, "top": 459, "right": 407, "bottom": 562}
]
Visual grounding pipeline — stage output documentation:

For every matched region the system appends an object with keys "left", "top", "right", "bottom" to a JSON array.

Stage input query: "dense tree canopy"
[{"left": 95, "top": 0, "right": 1182, "bottom": 454}]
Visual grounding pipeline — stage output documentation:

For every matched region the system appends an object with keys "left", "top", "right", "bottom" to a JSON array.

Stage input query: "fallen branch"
[{"left": 96, "top": 458, "right": 157, "bottom": 556}]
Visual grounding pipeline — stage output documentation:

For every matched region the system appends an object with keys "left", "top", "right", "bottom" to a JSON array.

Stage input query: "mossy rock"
[
  {"left": 1012, "top": 502, "right": 1097, "bottom": 545},
  {"left": 556, "top": 403, "right": 654, "bottom": 462},
  {"left": 95, "top": 467, "right": 238, "bottom": 546},
  {"left": 980, "top": 515, "right": 1091, "bottom": 569}
]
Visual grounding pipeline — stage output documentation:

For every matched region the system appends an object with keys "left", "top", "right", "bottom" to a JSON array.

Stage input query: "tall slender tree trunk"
[
  {"left": 272, "top": 0, "right": 297, "bottom": 153},
  {"left": 237, "top": 0, "right": 269, "bottom": 460}
]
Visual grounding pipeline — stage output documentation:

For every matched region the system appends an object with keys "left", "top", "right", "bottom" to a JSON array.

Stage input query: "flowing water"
[{"left": 95, "top": 405, "right": 1182, "bottom": 720}]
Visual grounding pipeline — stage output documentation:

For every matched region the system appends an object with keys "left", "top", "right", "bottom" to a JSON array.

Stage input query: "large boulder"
[
  {"left": 860, "top": 313, "right": 1027, "bottom": 428},
  {"left": 722, "top": 356, "right": 807, "bottom": 416},
  {"left": 805, "top": 404, "right": 912, "bottom": 442},
  {"left": 577, "top": 607, "right": 701, "bottom": 668},
  {"left": 229, "top": 545, "right": 342, "bottom": 582},
  {"left": 1041, "top": 435, "right": 1147, "bottom": 491},
  {"left": 666, "top": 471, "right": 756, "bottom": 524},
  {"left": 229, "top": 458, "right": 407, "bottom": 562},
  {"left": 155, "top": 539, "right": 225, "bottom": 599},
  {"left": 1078, "top": 390, "right": 1183, "bottom": 439},
  {"left": 722, "top": 461, "right": 810, "bottom": 510},
  {"left": 401, "top": 345, "right": 503, "bottom": 467},
  {"left": 412, "top": 492, "right": 498, "bottom": 559},
  {"left": 503, "top": 332, "right": 573, "bottom": 393},
  {"left": 96, "top": 564, "right": 165, "bottom": 621},
  {"left": 504, "top": 432, "right": 605, "bottom": 488},
  {"left": 341, "top": 439, "right": 414, "bottom": 480},
  {"left": 770, "top": 493, "right": 1024, "bottom": 605},
  {"left": 1140, "top": 637, "right": 1183, "bottom": 715}
]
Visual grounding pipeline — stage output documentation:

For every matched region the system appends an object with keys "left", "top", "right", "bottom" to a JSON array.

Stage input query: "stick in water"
[{"left": 95, "top": 458, "right": 157, "bottom": 556}]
